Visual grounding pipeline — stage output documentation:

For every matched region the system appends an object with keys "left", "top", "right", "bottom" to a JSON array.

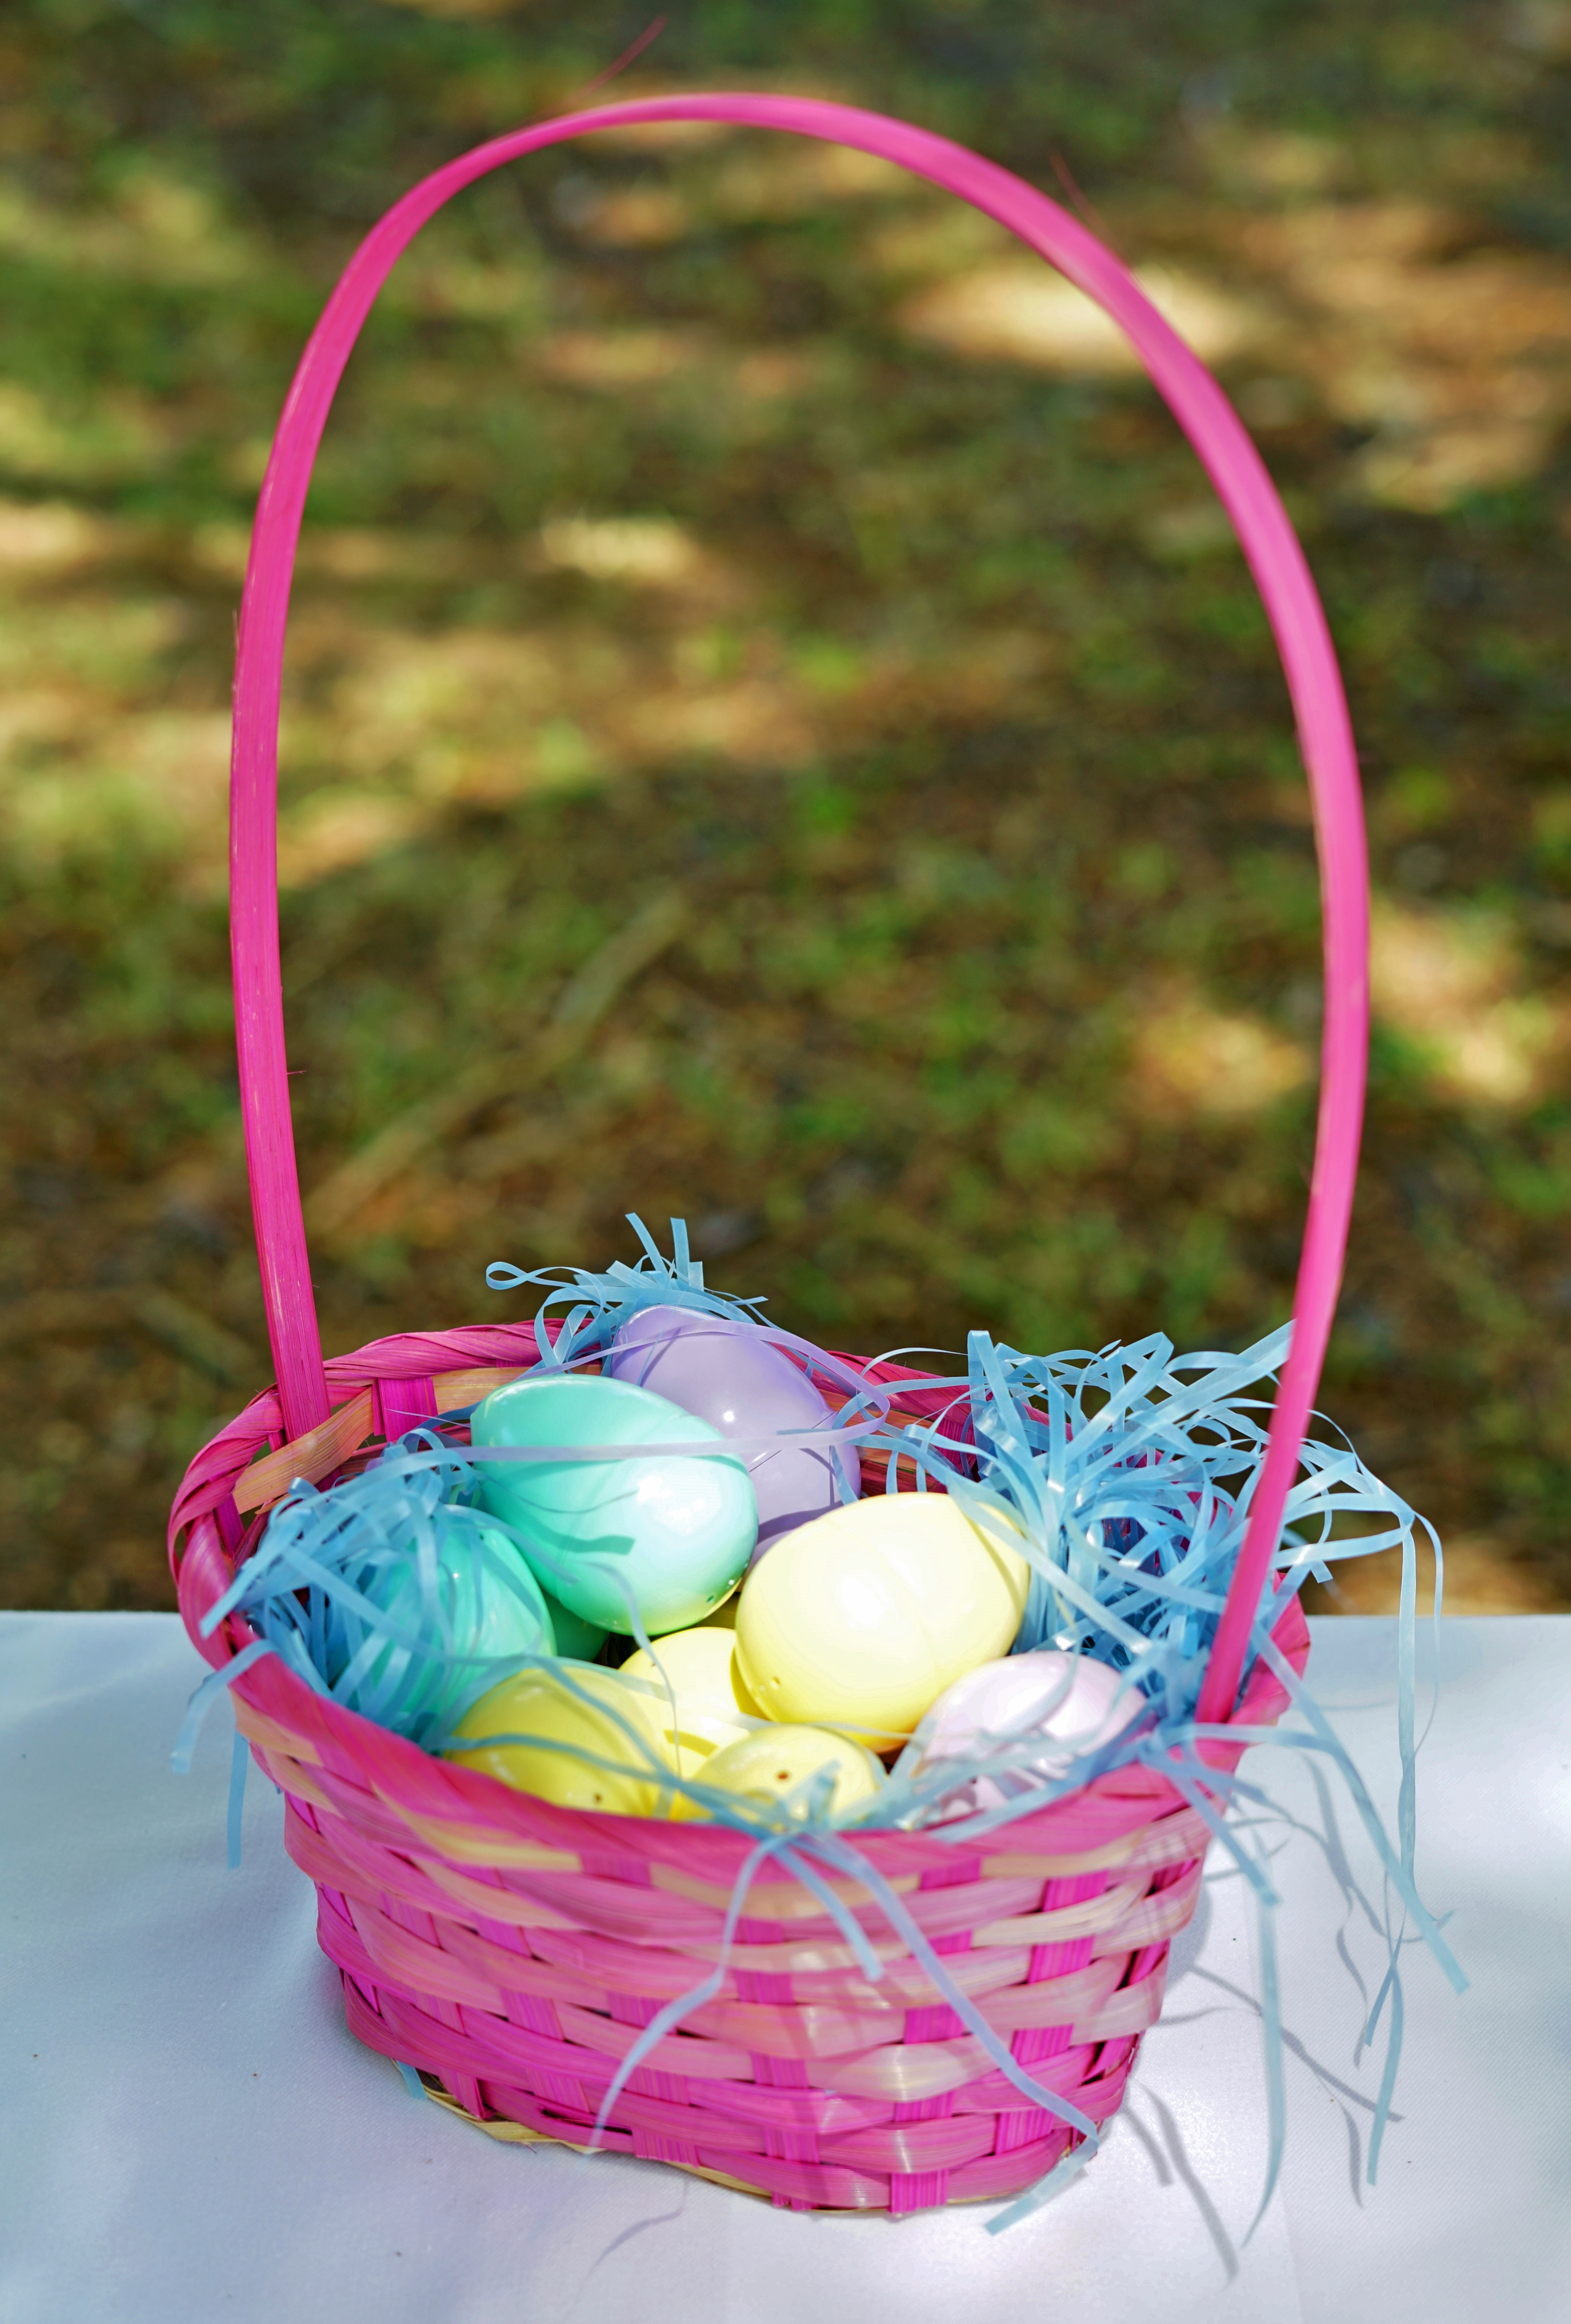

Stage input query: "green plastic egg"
[
  {"left": 471, "top": 1372, "right": 758, "bottom": 1636},
  {"left": 538, "top": 1589, "right": 607, "bottom": 1663},
  {"left": 327, "top": 1511, "right": 555, "bottom": 1739}
]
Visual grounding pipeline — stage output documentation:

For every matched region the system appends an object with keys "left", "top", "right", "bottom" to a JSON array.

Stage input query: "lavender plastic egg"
[{"left": 606, "top": 1305, "right": 840, "bottom": 1559}]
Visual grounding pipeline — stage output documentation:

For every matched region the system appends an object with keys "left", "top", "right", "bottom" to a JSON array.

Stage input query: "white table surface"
[{"left": 3, "top": 1612, "right": 1568, "bottom": 2324}]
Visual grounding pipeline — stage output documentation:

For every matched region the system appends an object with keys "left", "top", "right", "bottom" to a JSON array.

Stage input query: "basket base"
[
  {"left": 406, "top": 2064, "right": 1083, "bottom": 2217},
  {"left": 417, "top": 2076, "right": 786, "bottom": 2205}
]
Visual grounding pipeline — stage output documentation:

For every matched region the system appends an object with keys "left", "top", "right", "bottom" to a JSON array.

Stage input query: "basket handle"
[{"left": 231, "top": 93, "right": 1368, "bottom": 1721}]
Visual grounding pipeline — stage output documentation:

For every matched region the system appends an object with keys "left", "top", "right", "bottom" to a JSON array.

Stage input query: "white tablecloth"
[{"left": 3, "top": 1612, "right": 1568, "bottom": 2323}]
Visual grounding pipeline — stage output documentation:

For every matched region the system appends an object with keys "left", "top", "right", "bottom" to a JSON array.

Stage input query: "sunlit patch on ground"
[
  {"left": 897, "top": 262, "right": 1274, "bottom": 376},
  {"left": 1132, "top": 989, "right": 1311, "bottom": 1119},
  {"left": 1234, "top": 201, "right": 1571, "bottom": 510},
  {"left": 277, "top": 791, "right": 428, "bottom": 889},
  {"left": 568, "top": 182, "right": 695, "bottom": 248},
  {"left": 707, "top": 138, "right": 912, "bottom": 217},
  {"left": 533, "top": 328, "right": 709, "bottom": 388},
  {"left": 1370, "top": 900, "right": 1569, "bottom": 1107},
  {"left": 536, "top": 514, "right": 709, "bottom": 587},
  {"left": 0, "top": 497, "right": 121, "bottom": 573},
  {"left": 0, "top": 381, "right": 168, "bottom": 486}
]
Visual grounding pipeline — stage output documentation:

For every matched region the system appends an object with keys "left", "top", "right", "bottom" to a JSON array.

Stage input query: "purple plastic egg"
[{"left": 605, "top": 1305, "right": 840, "bottom": 1559}]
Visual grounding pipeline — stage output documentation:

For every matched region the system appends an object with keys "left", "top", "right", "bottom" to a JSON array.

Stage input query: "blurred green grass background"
[{"left": 3, "top": 0, "right": 1571, "bottom": 1616}]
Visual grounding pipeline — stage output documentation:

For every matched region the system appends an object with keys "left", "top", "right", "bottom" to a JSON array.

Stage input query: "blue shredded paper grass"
[{"left": 179, "top": 1217, "right": 1465, "bottom": 2227}]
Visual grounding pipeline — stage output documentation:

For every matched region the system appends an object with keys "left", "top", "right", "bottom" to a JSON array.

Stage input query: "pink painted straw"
[{"left": 229, "top": 94, "right": 1368, "bottom": 1728}]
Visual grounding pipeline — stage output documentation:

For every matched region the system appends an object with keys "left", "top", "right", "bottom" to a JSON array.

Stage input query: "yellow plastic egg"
[
  {"left": 616, "top": 1626, "right": 763, "bottom": 1776},
  {"left": 734, "top": 1491, "right": 1031, "bottom": 1747},
  {"left": 443, "top": 1664, "right": 664, "bottom": 1816},
  {"left": 672, "top": 1724, "right": 886, "bottom": 1822}
]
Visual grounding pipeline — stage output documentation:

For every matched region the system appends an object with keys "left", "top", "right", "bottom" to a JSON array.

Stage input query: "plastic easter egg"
[
  {"left": 617, "top": 1625, "right": 762, "bottom": 1775},
  {"left": 538, "top": 1590, "right": 607, "bottom": 1663},
  {"left": 672, "top": 1724, "right": 886, "bottom": 1823},
  {"left": 470, "top": 1372, "right": 757, "bottom": 1636},
  {"left": 913, "top": 1649, "right": 1145, "bottom": 1814},
  {"left": 606, "top": 1305, "right": 840, "bottom": 1558},
  {"left": 443, "top": 1663, "right": 664, "bottom": 1815},
  {"left": 735, "top": 1492, "right": 1031, "bottom": 1746},
  {"left": 326, "top": 1511, "right": 555, "bottom": 1739}
]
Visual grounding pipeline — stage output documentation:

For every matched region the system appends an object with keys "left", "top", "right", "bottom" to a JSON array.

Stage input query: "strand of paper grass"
[
  {"left": 228, "top": 1730, "right": 249, "bottom": 1870},
  {"left": 201, "top": 1441, "right": 590, "bottom": 1740},
  {"left": 581, "top": 1820, "right": 1098, "bottom": 2163},
  {"left": 421, "top": 1718, "right": 1111, "bottom": 2152},
  {"left": 1357, "top": 1505, "right": 1444, "bottom": 2179},
  {"left": 578, "top": 1829, "right": 794, "bottom": 2157},
  {"left": 861, "top": 1325, "right": 1429, "bottom": 1702},
  {"left": 203, "top": 1325, "right": 1439, "bottom": 1833},
  {"left": 369, "top": 1319, "right": 1434, "bottom": 1821},
  {"left": 210, "top": 1434, "right": 916, "bottom": 1766},
  {"left": 171, "top": 1637, "right": 276, "bottom": 1873},
  {"left": 486, "top": 1210, "right": 768, "bottom": 1368},
  {"left": 226, "top": 1523, "right": 674, "bottom": 1762},
  {"left": 582, "top": 1819, "right": 1101, "bottom": 2167},
  {"left": 212, "top": 1415, "right": 895, "bottom": 1744},
  {"left": 487, "top": 1210, "right": 902, "bottom": 1459},
  {"left": 213, "top": 1314, "right": 1339, "bottom": 1782},
  {"left": 807, "top": 1826, "right": 1101, "bottom": 2137},
  {"left": 188, "top": 1483, "right": 1453, "bottom": 2201},
  {"left": 1253, "top": 1615, "right": 1468, "bottom": 2158},
  {"left": 990, "top": 1771, "right": 1414, "bottom": 2238},
  {"left": 872, "top": 1335, "right": 1456, "bottom": 2218},
  {"left": 1165, "top": 1706, "right": 1466, "bottom": 2198},
  {"left": 868, "top": 1333, "right": 1289, "bottom": 1662},
  {"left": 171, "top": 1636, "right": 276, "bottom": 1771},
  {"left": 200, "top": 1456, "right": 564, "bottom": 1738},
  {"left": 986, "top": 1791, "right": 1287, "bottom": 2236}
]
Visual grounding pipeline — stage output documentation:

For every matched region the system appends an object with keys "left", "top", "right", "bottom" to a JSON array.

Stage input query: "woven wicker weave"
[{"left": 170, "top": 91, "right": 1367, "bottom": 2218}]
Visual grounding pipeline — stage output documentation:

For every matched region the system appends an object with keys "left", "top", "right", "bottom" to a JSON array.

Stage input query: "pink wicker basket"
[{"left": 170, "top": 94, "right": 1369, "bottom": 2219}]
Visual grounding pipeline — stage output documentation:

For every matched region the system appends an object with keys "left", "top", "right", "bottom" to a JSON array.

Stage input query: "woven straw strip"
[
  {"left": 343, "top": 1985, "right": 1083, "bottom": 2213},
  {"left": 234, "top": 1387, "right": 375, "bottom": 1512},
  {"left": 432, "top": 1366, "right": 527, "bottom": 1412}
]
